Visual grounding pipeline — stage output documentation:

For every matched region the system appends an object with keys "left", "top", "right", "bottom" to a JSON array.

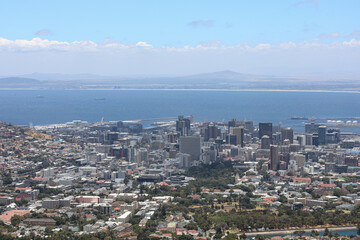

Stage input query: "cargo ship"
[{"left": 290, "top": 116, "right": 308, "bottom": 120}]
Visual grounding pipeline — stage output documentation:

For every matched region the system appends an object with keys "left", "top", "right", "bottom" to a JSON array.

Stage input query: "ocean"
[{"left": 0, "top": 89, "right": 360, "bottom": 133}]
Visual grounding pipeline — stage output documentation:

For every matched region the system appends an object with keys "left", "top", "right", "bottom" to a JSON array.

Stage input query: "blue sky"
[{"left": 0, "top": 0, "right": 359, "bottom": 76}]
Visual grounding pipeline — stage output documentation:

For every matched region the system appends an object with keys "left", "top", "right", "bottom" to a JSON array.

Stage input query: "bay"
[{"left": 0, "top": 90, "right": 359, "bottom": 133}]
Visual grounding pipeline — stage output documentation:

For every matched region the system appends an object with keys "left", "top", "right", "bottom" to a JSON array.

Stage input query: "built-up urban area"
[{"left": 0, "top": 116, "right": 359, "bottom": 240}]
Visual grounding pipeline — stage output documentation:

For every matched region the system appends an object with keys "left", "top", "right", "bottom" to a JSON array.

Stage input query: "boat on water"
[
  {"left": 94, "top": 97, "right": 106, "bottom": 100},
  {"left": 290, "top": 116, "right": 308, "bottom": 120},
  {"left": 36, "top": 95, "right": 44, "bottom": 98}
]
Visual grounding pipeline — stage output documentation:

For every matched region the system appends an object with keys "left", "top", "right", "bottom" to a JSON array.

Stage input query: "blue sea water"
[{"left": 0, "top": 90, "right": 360, "bottom": 133}]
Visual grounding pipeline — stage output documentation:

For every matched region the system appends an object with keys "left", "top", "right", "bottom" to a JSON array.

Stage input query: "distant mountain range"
[{"left": 0, "top": 71, "right": 359, "bottom": 91}]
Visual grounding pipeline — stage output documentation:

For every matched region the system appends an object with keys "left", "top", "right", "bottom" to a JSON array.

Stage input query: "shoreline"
[
  {"left": 0, "top": 88, "right": 360, "bottom": 94},
  {"left": 244, "top": 226, "right": 358, "bottom": 237}
]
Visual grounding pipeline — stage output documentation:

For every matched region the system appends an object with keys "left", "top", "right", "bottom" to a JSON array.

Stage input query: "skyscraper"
[
  {"left": 176, "top": 116, "right": 191, "bottom": 136},
  {"left": 318, "top": 126, "right": 327, "bottom": 145},
  {"left": 136, "top": 148, "right": 148, "bottom": 166},
  {"left": 281, "top": 127, "right": 294, "bottom": 144},
  {"left": 305, "top": 123, "right": 320, "bottom": 134},
  {"left": 244, "top": 121, "right": 254, "bottom": 134},
  {"left": 270, "top": 145, "right": 279, "bottom": 170},
  {"left": 261, "top": 135, "right": 271, "bottom": 149},
  {"left": 204, "top": 124, "right": 220, "bottom": 141},
  {"left": 230, "top": 126, "right": 244, "bottom": 147},
  {"left": 179, "top": 135, "right": 201, "bottom": 161},
  {"left": 259, "top": 122, "right": 272, "bottom": 140}
]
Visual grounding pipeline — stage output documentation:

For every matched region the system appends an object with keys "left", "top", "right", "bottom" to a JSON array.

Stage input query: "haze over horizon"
[{"left": 1, "top": 0, "right": 360, "bottom": 78}]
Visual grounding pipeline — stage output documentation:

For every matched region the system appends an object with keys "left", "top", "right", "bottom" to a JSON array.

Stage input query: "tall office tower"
[
  {"left": 230, "top": 126, "right": 244, "bottom": 147},
  {"left": 318, "top": 126, "right": 327, "bottom": 145},
  {"left": 296, "top": 135, "right": 306, "bottom": 146},
  {"left": 281, "top": 127, "right": 294, "bottom": 144},
  {"left": 136, "top": 148, "right": 148, "bottom": 166},
  {"left": 293, "top": 154, "right": 306, "bottom": 169},
  {"left": 176, "top": 116, "right": 191, "bottom": 136},
  {"left": 327, "top": 128, "right": 340, "bottom": 143},
  {"left": 270, "top": 145, "right": 279, "bottom": 171},
  {"left": 167, "top": 133, "right": 178, "bottom": 143},
  {"left": 259, "top": 122, "right": 272, "bottom": 140},
  {"left": 204, "top": 125, "right": 220, "bottom": 141},
  {"left": 116, "top": 121, "right": 124, "bottom": 131},
  {"left": 305, "top": 123, "right": 320, "bottom": 134},
  {"left": 305, "top": 134, "right": 313, "bottom": 145},
  {"left": 179, "top": 135, "right": 201, "bottom": 161},
  {"left": 227, "top": 134, "right": 237, "bottom": 145},
  {"left": 261, "top": 135, "right": 271, "bottom": 149},
  {"left": 228, "top": 119, "right": 237, "bottom": 131},
  {"left": 244, "top": 121, "right": 254, "bottom": 134},
  {"left": 312, "top": 135, "right": 319, "bottom": 146}
]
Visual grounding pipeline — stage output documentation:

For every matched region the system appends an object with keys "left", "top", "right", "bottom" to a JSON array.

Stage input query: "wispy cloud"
[
  {"left": 196, "top": 40, "right": 223, "bottom": 49},
  {"left": 1, "top": 37, "right": 360, "bottom": 76},
  {"left": 1, "top": 37, "right": 360, "bottom": 53},
  {"left": 187, "top": 20, "right": 213, "bottom": 28},
  {"left": 349, "top": 30, "right": 360, "bottom": 38},
  {"left": 292, "top": 0, "right": 318, "bottom": 9},
  {"left": 135, "top": 41, "right": 152, "bottom": 47},
  {"left": 314, "top": 32, "right": 340, "bottom": 40},
  {"left": 0, "top": 37, "right": 156, "bottom": 52},
  {"left": 35, "top": 29, "right": 52, "bottom": 36}
]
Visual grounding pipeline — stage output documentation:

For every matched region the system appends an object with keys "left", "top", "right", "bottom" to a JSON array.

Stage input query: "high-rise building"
[
  {"left": 281, "top": 127, "right": 294, "bottom": 144},
  {"left": 270, "top": 145, "right": 279, "bottom": 170},
  {"left": 176, "top": 116, "right": 191, "bottom": 136},
  {"left": 327, "top": 128, "right": 340, "bottom": 143},
  {"left": 261, "top": 135, "right": 271, "bottom": 149},
  {"left": 312, "top": 135, "right": 319, "bottom": 146},
  {"left": 167, "top": 133, "right": 178, "bottom": 143},
  {"left": 244, "top": 121, "right": 254, "bottom": 134},
  {"left": 318, "top": 126, "right": 327, "bottom": 145},
  {"left": 228, "top": 119, "right": 237, "bottom": 130},
  {"left": 259, "top": 122, "right": 272, "bottom": 140},
  {"left": 204, "top": 125, "right": 220, "bottom": 141},
  {"left": 179, "top": 135, "right": 201, "bottom": 161},
  {"left": 136, "top": 148, "right": 148, "bottom": 166},
  {"left": 227, "top": 134, "right": 237, "bottom": 145},
  {"left": 305, "top": 123, "right": 320, "bottom": 134},
  {"left": 230, "top": 126, "right": 244, "bottom": 147}
]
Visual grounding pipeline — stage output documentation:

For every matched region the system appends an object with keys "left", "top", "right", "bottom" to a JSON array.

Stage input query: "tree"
[
  {"left": 184, "top": 221, "right": 198, "bottom": 230},
  {"left": 333, "top": 189, "right": 346, "bottom": 197},
  {"left": 3, "top": 173, "right": 12, "bottom": 185},
  {"left": 240, "top": 233, "right": 247, "bottom": 239},
  {"left": 10, "top": 215, "right": 22, "bottom": 226},
  {"left": 324, "top": 227, "right": 330, "bottom": 236},
  {"left": 293, "top": 230, "right": 305, "bottom": 237},
  {"left": 45, "top": 226, "right": 53, "bottom": 234}
]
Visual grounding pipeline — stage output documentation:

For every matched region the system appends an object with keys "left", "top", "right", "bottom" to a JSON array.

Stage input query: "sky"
[{"left": 0, "top": 0, "right": 360, "bottom": 77}]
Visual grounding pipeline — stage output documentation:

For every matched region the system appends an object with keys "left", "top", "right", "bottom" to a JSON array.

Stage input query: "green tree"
[
  {"left": 10, "top": 215, "right": 22, "bottom": 226},
  {"left": 184, "top": 221, "right": 198, "bottom": 230},
  {"left": 240, "top": 233, "right": 247, "bottom": 239},
  {"left": 293, "top": 230, "right": 305, "bottom": 237}
]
